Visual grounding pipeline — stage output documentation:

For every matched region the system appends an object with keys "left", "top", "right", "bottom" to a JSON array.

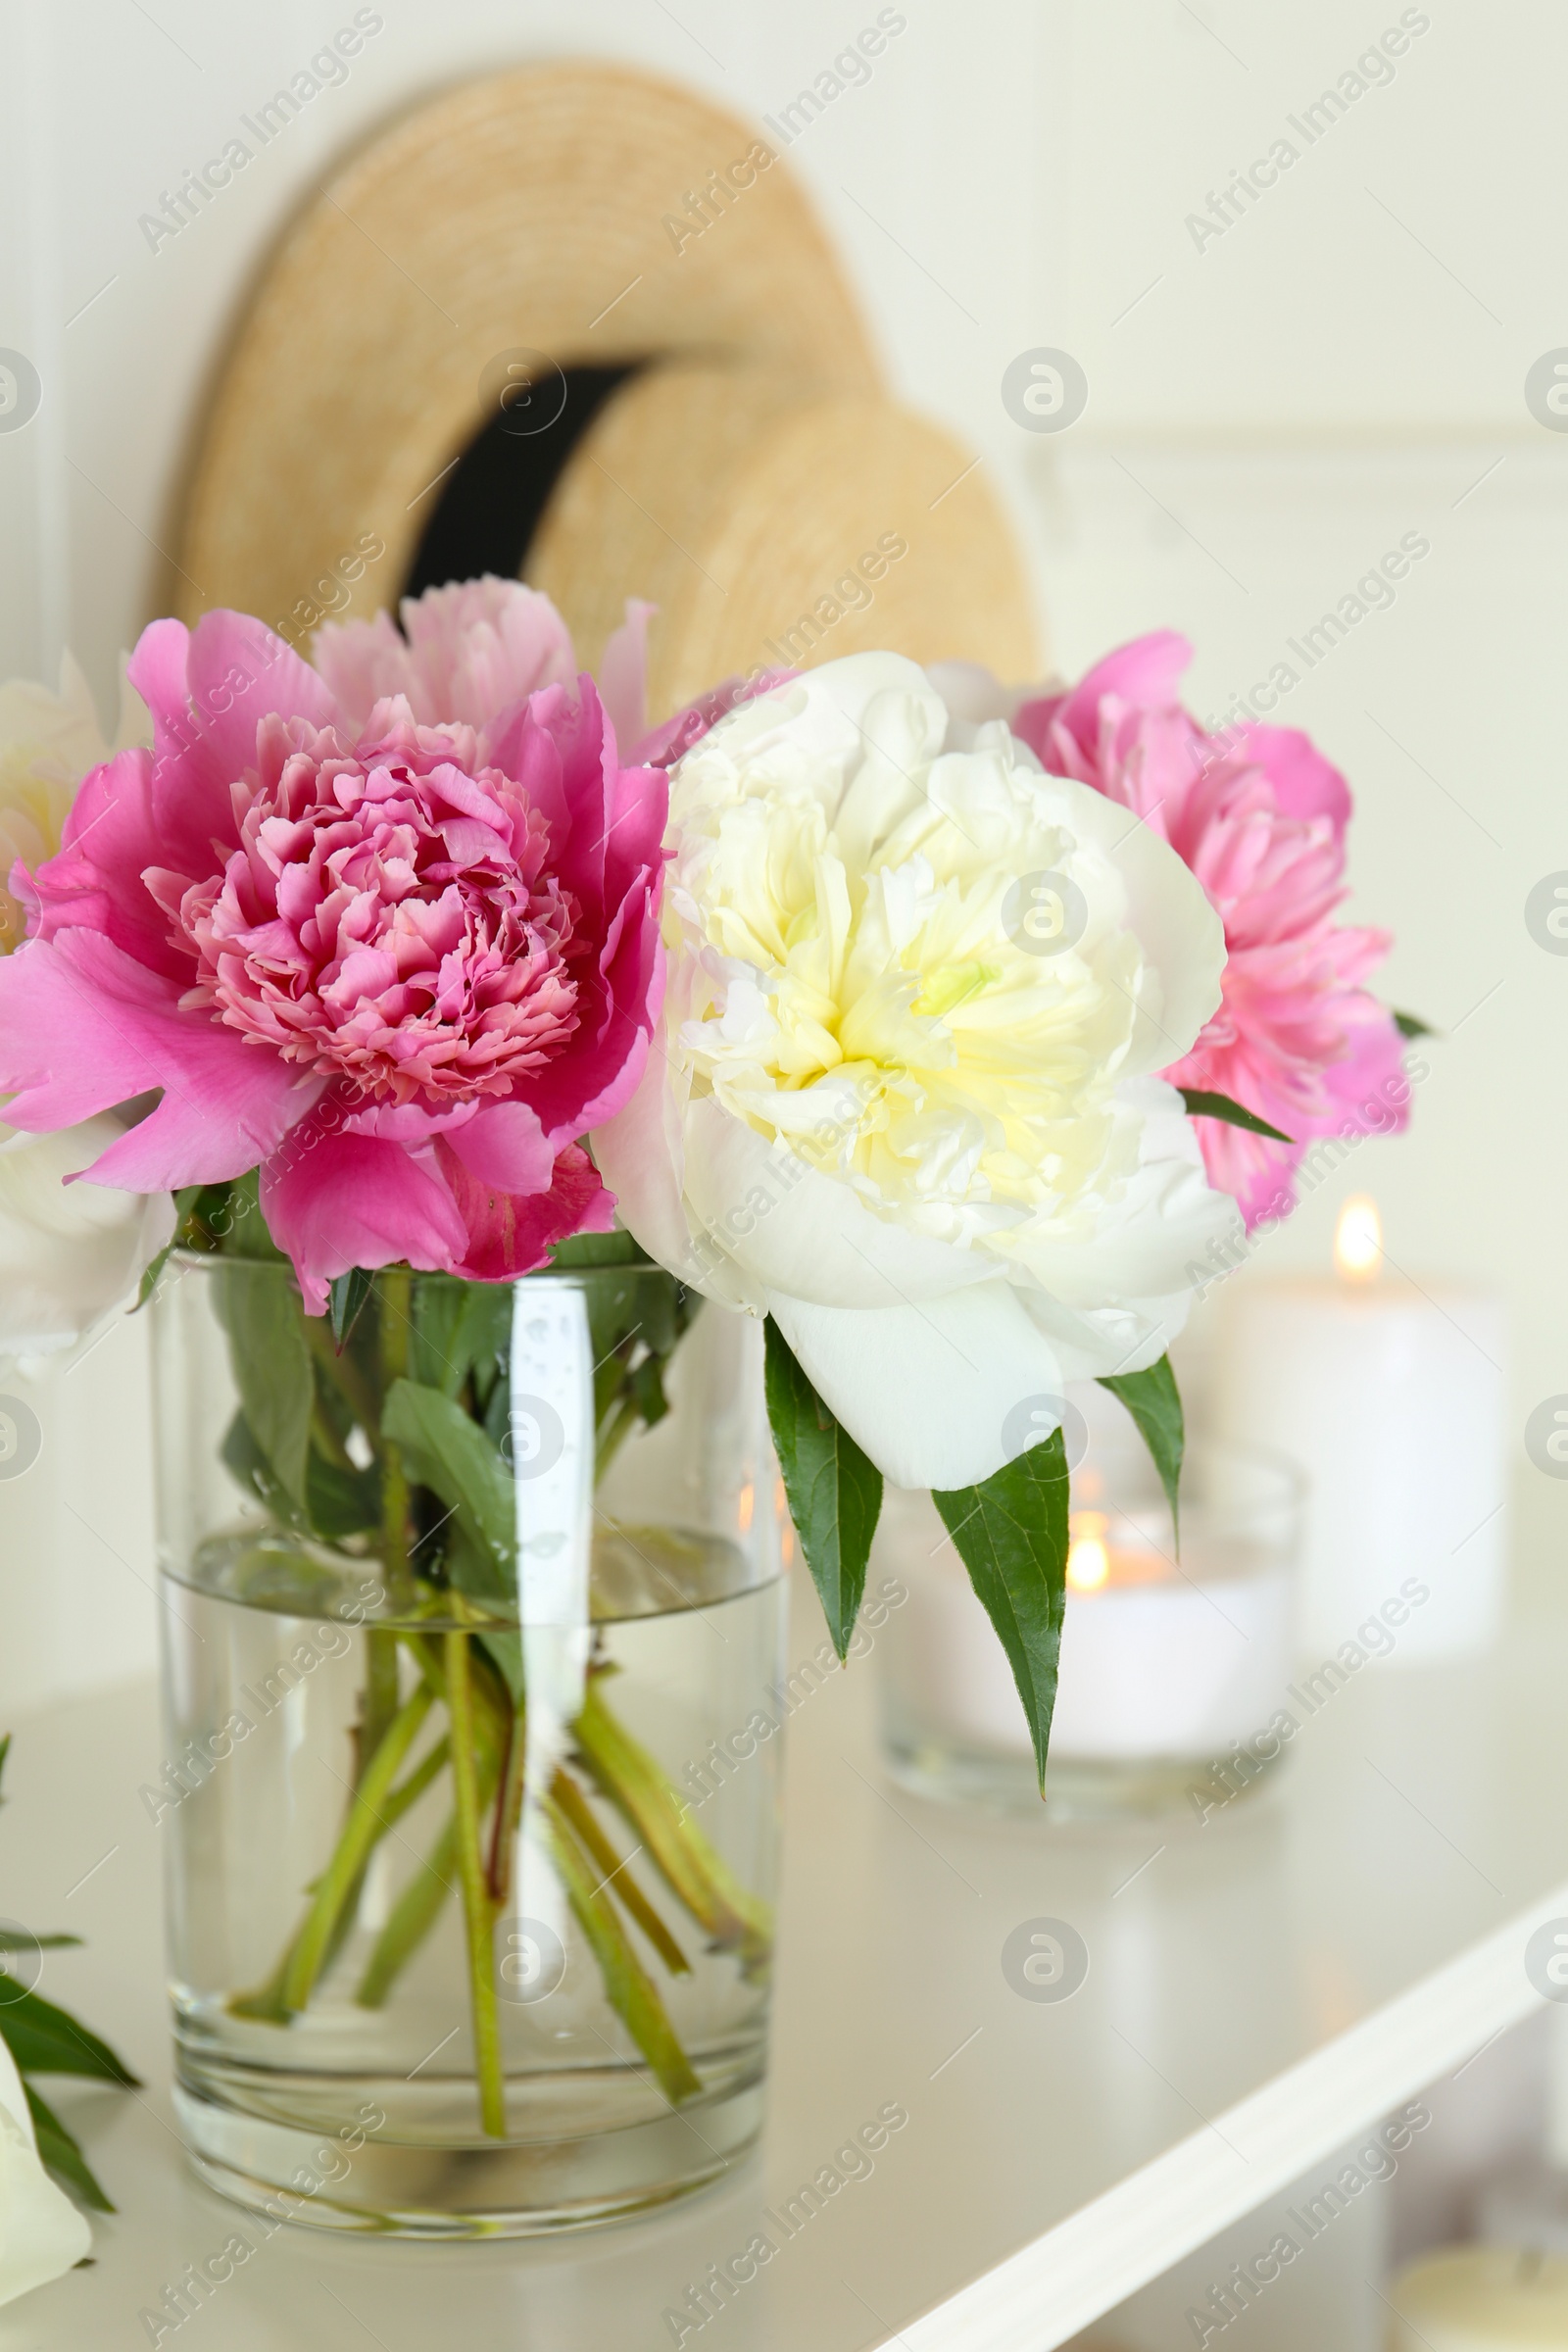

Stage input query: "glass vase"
[
  {"left": 875, "top": 1423, "right": 1302, "bottom": 1820},
  {"left": 148, "top": 1248, "right": 785, "bottom": 2236}
]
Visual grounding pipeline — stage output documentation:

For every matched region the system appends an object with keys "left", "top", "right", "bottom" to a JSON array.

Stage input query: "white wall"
[{"left": 2, "top": 0, "right": 1564, "bottom": 1707}]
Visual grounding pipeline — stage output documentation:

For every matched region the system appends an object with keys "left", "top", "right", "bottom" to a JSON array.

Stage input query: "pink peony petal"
[
  {"left": 1016, "top": 630, "right": 1401, "bottom": 1235},
  {"left": 28, "top": 748, "right": 188, "bottom": 979},
  {"left": 261, "top": 1125, "right": 470, "bottom": 1311},
  {"left": 442, "top": 1100, "right": 555, "bottom": 1194},
  {"left": 316, "top": 577, "right": 576, "bottom": 733},
  {"left": 438, "top": 1138, "right": 615, "bottom": 1282},
  {"left": 1233, "top": 721, "right": 1350, "bottom": 840},
  {"left": 0, "top": 929, "right": 320, "bottom": 1187},
  {"left": 598, "top": 598, "right": 655, "bottom": 755}
]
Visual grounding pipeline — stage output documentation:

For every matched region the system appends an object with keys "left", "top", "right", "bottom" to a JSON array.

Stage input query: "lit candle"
[
  {"left": 1385, "top": 2248, "right": 1568, "bottom": 2349},
  {"left": 1212, "top": 1197, "right": 1507, "bottom": 1660}
]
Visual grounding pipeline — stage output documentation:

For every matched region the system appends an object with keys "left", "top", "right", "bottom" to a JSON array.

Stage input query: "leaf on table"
[
  {"left": 932, "top": 1430, "right": 1070, "bottom": 1792},
  {"left": 763, "top": 1317, "right": 882, "bottom": 1660},
  {"left": 0, "top": 1986, "right": 140, "bottom": 2083},
  {"left": 24, "top": 2082, "right": 113, "bottom": 2213},
  {"left": 1177, "top": 1087, "right": 1293, "bottom": 1144},
  {"left": 1097, "top": 1353, "right": 1185, "bottom": 1540},
  {"left": 0, "top": 1932, "right": 79, "bottom": 1951},
  {"left": 1393, "top": 1009, "right": 1436, "bottom": 1039}
]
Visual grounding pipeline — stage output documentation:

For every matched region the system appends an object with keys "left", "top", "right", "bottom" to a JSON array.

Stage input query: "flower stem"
[
  {"left": 278, "top": 1683, "right": 433, "bottom": 2014},
  {"left": 356, "top": 1813, "right": 459, "bottom": 2010},
  {"left": 550, "top": 1767, "right": 689, "bottom": 1977},
  {"left": 445, "top": 1626, "right": 507, "bottom": 2137},
  {"left": 575, "top": 1681, "right": 773, "bottom": 1974},
  {"left": 542, "top": 1789, "right": 701, "bottom": 2106},
  {"left": 377, "top": 1266, "right": 415, "bottom": 1611}
]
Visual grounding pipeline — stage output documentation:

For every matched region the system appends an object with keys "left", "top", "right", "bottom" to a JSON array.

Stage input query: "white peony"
[
  {"left": 0, "top": 2030, "right": 91, "bottom": 2306},
  {"left": 594, "top": 654, "right": 1242, "bottom": 1490},
  {"left": 0, "top": 657, "right": 172, "bottom": 1368}
]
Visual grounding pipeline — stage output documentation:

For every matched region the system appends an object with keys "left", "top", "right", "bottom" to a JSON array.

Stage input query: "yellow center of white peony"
[{"left": 663, "top": 686, "right": 1152, "bottom": 1252}]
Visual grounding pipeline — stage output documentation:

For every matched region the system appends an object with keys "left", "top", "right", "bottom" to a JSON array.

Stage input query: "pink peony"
[
  {"left": 0, "top": 592, "right": 667, "bottom": 1309},
  {"left": 1013, "top": 632, "right": 1407, "bottom": 1229}
]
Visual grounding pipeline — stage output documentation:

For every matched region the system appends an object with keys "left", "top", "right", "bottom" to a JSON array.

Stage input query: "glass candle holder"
[{"left": 875, "top": 1433, "right": 1302, "bottom": 1820}]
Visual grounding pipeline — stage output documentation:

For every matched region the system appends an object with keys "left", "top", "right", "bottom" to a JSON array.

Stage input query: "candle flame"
[
  {"left": 1334, "top": 1195, "right": 1382, "bottom": 1283},
  {"left": 1066, "top": 1510, "right": 1110, "bottom": 1592}
]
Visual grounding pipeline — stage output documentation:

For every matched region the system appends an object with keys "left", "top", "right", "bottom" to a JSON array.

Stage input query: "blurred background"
[{"left": 2, "top": 0, "right": 1564, "bottom": 1709}]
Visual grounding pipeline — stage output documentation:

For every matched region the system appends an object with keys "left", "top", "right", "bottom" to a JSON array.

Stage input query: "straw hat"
[{"left": 174, "top": 60, "right": 1040, "bottom": 717}]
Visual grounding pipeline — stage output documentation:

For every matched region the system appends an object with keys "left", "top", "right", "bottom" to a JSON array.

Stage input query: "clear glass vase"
[{"left": 149, "top": 1247, "right": 786, "bottom": 2236}]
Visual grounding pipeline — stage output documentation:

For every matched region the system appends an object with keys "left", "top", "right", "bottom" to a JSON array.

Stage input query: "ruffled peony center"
[
  {"left": 665, "top": 719, "right": 1144, "bottom": 1242},
  {"left": 147, "top": 716, "right": 580, "bottom": 1105}
]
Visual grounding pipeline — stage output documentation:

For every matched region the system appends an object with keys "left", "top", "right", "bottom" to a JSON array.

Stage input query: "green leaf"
[
  {"left": 135, "top": 1185, "right": 206, "bottom": 1306},
  {"left": 0, "top": 1732, "right": 10, "bottom": 1802},
  {"left": 214, "top": 1261, "right": 313, "bottom": 1506},
  {"left": 1394, "top": 1009, "right": 1435, "bottom": 1039},
  {"left": 220, "top": 1409, "right": 306, "bottom": 1532},
  {"left": 380, "top": 1380, "right": 523, "bottom": 1697},
  {"left": 304, "top": 1448, "right": 381, "bottom": 1542},
  {"left": 411, "top": 1282, "right": 513, "bottom": 1402},
  {"left": 933, "top": 1430, "right": 1070, "bottom": 1792},
  {"left": 548, "top": 1231, "right": 654, "bottom": 1269},
  {"left": 328, "top": 1268, "right": 375, "bottom": 1348},
  {"left": 24, "top": 2082, "right": 113, "bottom": 2212},
  {"left": 762, "top": 1318, "right": 882, "bottom": 1660},
  {"left": 0, "top": 1933, "right": 79, "bottom": 1952},
  {"left": 381, "top": 1381, "right": 515, "bottom": 1590},
  {"left": 0, "top": 1985, "right": 139, "bottom": 2083},
  {"left": 1178, "top": 1088, "right": 1293, "bottom": 1144},
  {"left": 1098, "top": 1354, "right": 1185, "bottom": 1540}
]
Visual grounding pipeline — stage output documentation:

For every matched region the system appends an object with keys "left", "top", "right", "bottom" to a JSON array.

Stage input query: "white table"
[{"left": 3, "top": 1579, "right": 1563, "bottom": 2352}]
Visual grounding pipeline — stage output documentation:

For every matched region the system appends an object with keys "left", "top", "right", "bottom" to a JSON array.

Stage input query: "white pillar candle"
[
  {"left": 1213, "top": 1197, "right": 1506, "bottom": 1661},
  {"left": 1385, "top": 2248, "right": 1568, "bottom": 2349}
]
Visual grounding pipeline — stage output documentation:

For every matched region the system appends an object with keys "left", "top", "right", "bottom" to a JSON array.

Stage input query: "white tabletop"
[{"left": 3, "top": 1577, "right": 1563, "bottom": 2352}]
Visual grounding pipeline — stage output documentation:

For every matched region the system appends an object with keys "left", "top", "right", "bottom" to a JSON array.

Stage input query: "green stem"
[
  {"left": 278, "top": 1683, "right": 434, "bottom": 2014},
  {"left": 446, "top": 1627, "right": 506, "bottom": 2137},
  {"left": 593, "top": 1393, "right": 643, "bottom": 1486},
  {"left": 304, "top": 1311, "right": 383, "bottom": 1439},
  {"left": 356, "top": 1814, "right": 459, "bottom": 2009},
  {"left": 542, "top": 1791, "right": 701, "bottom": 2106},
  {"left": 377, "top": 1267, "right": 415, "bottom": 1610},
  {"left": 357, "top": 1630, "right": 403, "bottom": 1788},
  {"left": 486, "top": 1704, "right": 527, "bottom": 1908},
  {"left": 551, "top": 1767, "right": 689, "bottom": 1977},
  {"left": 575, "top": 1682, "right": 773, "bottom": 1976}
]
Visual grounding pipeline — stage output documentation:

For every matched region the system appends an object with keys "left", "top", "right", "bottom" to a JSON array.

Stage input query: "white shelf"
[{"left": 1, "top": 1582, "right": 1562, "bottom": 2352}]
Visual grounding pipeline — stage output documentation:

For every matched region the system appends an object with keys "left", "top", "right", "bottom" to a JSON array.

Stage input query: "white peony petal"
[
  {"left": 0, "top": 2032, "right": 91, "bottom": 2307},
  {"left": 680, "top": 1099, "right": 995, "bottom": 1310},
  {"left": 771, "top": 1279, "right": 1068, "bottom": 1489},
  {"left": 591, "top": 1065, "right": 760, "bottom": 1308},
  {"left": 923, "top": 661, "right": 1026, "bottom": 727},
  {"left": 0, "top": 1119, "right": 175, "bottom": 1366},
  {"left": 1003, "top": 1079, "right": 1241, "bottom": 1310},
  {"left": 1034, "top": 769, "right": 1226, "bottom": 1071}
]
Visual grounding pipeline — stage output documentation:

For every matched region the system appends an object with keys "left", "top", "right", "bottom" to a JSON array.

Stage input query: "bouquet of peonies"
[{"left": 0, "top": 580, "right": 1410, "bottom": 2201}]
